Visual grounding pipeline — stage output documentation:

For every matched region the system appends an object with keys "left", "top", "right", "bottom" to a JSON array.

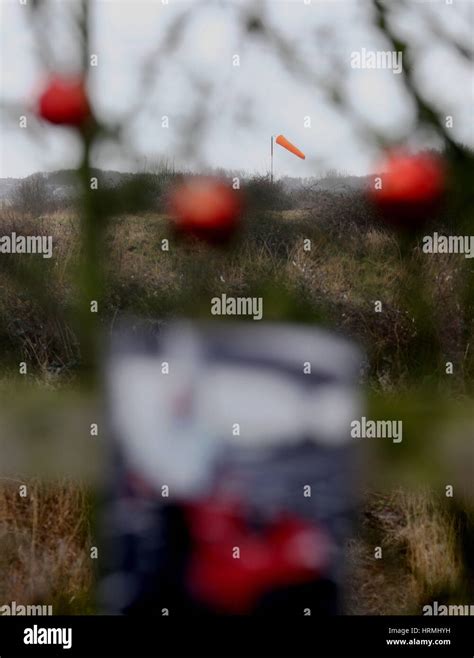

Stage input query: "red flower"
[
  {"left": 369, "top": 151, "right": 445, "bottom": 227},
  {"left": 167, "top": 177, "right": 242, "bottom": 245},
  {"left": 38, "top": 77, "right": 90, "bottom": 127}
]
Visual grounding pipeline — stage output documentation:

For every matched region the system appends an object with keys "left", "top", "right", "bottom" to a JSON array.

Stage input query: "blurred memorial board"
[{"left": 101, "top": 322, "right": 364, "bottom": 615}]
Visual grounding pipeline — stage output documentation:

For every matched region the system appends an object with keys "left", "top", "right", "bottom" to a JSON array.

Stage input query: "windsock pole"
[{"left": 271, "top": 135, "right": 274, "bottom": 184}]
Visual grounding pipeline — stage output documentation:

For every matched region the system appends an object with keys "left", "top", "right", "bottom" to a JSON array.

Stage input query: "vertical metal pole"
[{"left": 271, "top": 135, "right": 274, "bottom": 183}]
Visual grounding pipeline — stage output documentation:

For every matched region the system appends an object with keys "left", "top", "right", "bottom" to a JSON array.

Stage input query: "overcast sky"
[{"left": 1, "top": 0, "right": 473, "bottom": 179}]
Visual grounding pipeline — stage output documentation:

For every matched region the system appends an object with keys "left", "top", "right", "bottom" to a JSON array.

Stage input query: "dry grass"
[
  {"left": 0, "top": 478, "right": 94, "bottom": 613},
  {"left": 346, "top": 489, "right": 463, "bottom": 614},
  {"left": 345, "top": 535, "right": 418, "bottom": 615},
  {"left": 395, "top": 490, "right": 462, "bottom": 598},
  {"left": 0, "top": 207, "right": 469, "bottom": 390}
]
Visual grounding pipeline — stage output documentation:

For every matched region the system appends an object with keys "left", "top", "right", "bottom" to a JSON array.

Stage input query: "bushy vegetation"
[{"left": 2, "top": 168, "right": 472, "bottom": 391}]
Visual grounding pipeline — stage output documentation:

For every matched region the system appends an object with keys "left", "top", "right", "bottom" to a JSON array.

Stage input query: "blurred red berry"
[
  {"left": 369, "top": 151, "right": 445, "bottom": 227},
  {"left": 167, "top": 177, "right": 242, "bottom": 245},
  {"left": 38, "top": 77, "right": 90, "bottom": 127}
]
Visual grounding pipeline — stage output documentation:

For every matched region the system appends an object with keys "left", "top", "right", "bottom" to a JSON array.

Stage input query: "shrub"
[
  {"left": 243, "top": 175, "right": 294, "bottom": 212},
  {"left": 12, "top": 173, "right": 55, "bottom": 217}
]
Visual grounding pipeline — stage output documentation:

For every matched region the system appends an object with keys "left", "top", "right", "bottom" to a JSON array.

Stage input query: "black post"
[{"left": 271, "top": 135, "right": 274, "bottom": 183}]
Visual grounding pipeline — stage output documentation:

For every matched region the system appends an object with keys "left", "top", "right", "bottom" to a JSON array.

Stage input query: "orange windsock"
[{"left": 275, "top": 134, "right": 305, "bottom": 160}]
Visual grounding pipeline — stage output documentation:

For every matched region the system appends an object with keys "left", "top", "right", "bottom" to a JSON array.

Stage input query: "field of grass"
[
  {"left": 1, "top": 201, "right": 471, "bottom": 389},
  {"left": 0, "top": 479, "right": 94, "bottom": 614}
]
